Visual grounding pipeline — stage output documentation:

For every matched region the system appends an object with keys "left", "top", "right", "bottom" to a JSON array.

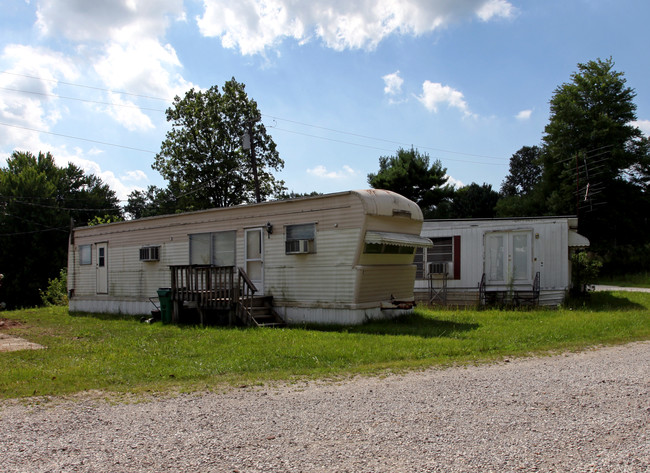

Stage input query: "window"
[
  {"left": 139, "top": 246, "right": 160, "bottom": 261},
  {"left": 79, "top": 245, "right": 92, "bottom": 265},
  {"left": 212, "top": 231, "right": 236, "bottom": 266},
  {"left": 415, "top": 236, "right": 460, "bottom": 280},
  {"left": 189, "top": 231, "right": 236, "bottom": 266},
  {"left": 285, "top": 223, "right": 316, "bottom": 254}
]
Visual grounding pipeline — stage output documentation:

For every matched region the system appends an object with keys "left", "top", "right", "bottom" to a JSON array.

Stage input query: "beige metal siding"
[
  {"left": 69, "top": 190, "right": 424, "bottom": 316},
  {"left": 356, "top": 265, "right": 416, "bottom": 303}
]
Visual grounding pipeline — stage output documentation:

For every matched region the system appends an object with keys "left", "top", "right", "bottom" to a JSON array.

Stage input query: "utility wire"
[
  {"left": 0, "top": 122, "right": 157, "bottom": 154},
  {"left": 0, "top": 86, "right": 166, "bottom": 112},
  {"left": 2, "top": 199, "right": 121, "bottom": 212},
  {"left": 0, "top": 226, "right": 69, "bottom": 237},
  {"left": 1, "top": 70, "right": 509, "bottom": 163},
  {"left": 0, "top": 70, "right": 171, "bottom": 102}
]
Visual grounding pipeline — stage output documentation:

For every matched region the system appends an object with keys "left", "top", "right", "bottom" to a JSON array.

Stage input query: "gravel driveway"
[{"left": 1, "top": 342, "right": 648, "bottom": 472}]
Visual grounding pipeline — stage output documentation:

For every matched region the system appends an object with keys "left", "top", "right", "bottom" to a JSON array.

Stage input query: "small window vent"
[{"left": 139, "top": 246, "right": 160, "bottom": 261}]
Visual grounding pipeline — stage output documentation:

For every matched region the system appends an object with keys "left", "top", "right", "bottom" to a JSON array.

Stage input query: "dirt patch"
[
  {"left": 0, "top": 318, "right": 45, "bottom": 352},
  {"left": 0, "top": 318, "right": 24, "bottom": 330}
]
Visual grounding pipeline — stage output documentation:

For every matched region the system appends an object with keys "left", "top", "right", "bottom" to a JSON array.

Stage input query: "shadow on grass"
[
  {"left": 69, "top": 311, "right": 142, "bottom": 322},
  {"left": 304, "top": 312, "right": 479, "bottom": 339},
  {"left": 565, "top": 292, "right": 647, "bottom": 311}
]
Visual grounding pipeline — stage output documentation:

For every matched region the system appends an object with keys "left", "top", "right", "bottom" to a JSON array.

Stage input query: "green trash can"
[{"left": 157, "top": 288, "right": 172, "bottom": 324}]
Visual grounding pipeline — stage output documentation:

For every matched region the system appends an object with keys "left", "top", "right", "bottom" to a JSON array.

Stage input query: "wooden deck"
[{"left": 169, "top": 265, "right": 285, "bottom": 327}]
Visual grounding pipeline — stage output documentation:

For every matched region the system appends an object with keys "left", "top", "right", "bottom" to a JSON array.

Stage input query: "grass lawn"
[{"left": 1, "top": 290, "right": 649, "bottom": 400}]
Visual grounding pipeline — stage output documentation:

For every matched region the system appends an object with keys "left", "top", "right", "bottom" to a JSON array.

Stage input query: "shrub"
[
  {"left": 40, "top": 269, "right": 68, "bottom": 306},
  {"left": 571, "top": 251, "right": 602, "bottom": 296}
]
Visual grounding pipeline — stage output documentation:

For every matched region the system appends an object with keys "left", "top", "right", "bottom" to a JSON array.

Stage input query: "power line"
[
  {"left": 266, "top": 114, "right": 506, "bottom": 161},
  {"left": 0, "top": 86, "right": 166, "bottom": 112},
  {"left": 1, "top": 70, "right": 510, "bottom": 164},
  {"left": 1, "top": 198, "right": 121, "bottom": 213},
  {"left": 0, "top": 122, "right": 157, "bottom": 154},
  {"left": 273, "top": 127, "right": 506, "bottom": 166},
  {"left": 0, "top": 226, "right": 69, "bottom": 237},
  {"left": 0, "top": 70, "right": 172, "bottom": 103}
]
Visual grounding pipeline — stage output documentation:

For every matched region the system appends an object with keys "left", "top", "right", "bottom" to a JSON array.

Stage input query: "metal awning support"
[{"left": 364, "top": 231, "right": 433, "bottom": 248}]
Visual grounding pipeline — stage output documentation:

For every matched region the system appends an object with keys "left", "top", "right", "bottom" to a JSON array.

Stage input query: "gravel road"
[{"left": 1, "top": 342, "right": 648, "bottom": 472}]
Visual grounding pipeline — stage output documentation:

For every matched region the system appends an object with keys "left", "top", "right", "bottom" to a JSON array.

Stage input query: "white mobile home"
[
  {"left": 414, "top": 217, "right": 589, "bottom": 306},
  {"left": 68, "top": 190, "right": 432, "bottom": 325}
]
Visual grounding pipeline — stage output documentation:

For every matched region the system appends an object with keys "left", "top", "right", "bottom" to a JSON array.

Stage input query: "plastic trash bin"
[{"left": 157, "top": 288, "right": 172, "bottom": 324}]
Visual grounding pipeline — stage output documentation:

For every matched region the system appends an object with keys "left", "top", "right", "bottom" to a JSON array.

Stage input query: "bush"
[
  {"left": 571, "top": 251, "right": 602, "bottom": 296},
  {"left": 39, "top": 269, "right": 68, "bottom": 306}
]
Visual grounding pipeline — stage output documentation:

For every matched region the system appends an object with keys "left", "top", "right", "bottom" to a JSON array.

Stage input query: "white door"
[
  {"left": 245, "top": 228, "right": 264, "bottom": 294},
  {"left": 96, "top": 243, "right": 108, "bottom": 294},
  {"left": 484, "top": 231, "right": 532, "bottom": 285}
]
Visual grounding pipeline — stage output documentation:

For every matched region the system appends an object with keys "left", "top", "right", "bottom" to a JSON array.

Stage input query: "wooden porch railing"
[
  {"left": 170, "top": 265, "right": 258, "bottom": 325},
  {"left": 236, "top": 266, "right": 257, "bottom": 326}
]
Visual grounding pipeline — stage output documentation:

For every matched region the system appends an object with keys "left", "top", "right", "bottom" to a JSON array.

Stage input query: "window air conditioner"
[
  {"left": 286, "top": 239, "right": 310, "bottom": 254},
  {"left": 139, "top": 246, "right": 160, "bottom": 261},
  {"left": 428, "top": 262, "right": 447, "bottom": 275}
]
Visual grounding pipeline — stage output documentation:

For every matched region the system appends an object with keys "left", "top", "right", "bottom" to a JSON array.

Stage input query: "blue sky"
[{"left": 1, "top": 0, "right": 649, "bottom": 202}]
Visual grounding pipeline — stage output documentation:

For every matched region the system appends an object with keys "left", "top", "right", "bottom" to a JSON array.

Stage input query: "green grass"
[
  {"left": 1, "top": 291, "right": 649, "bottom": 400},
  {"left": 597, "top": 272, "right": 650, "bottom": 288}
]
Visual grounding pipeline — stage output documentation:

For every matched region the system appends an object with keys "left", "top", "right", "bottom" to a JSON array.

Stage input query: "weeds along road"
[{"left": 1, "top": 341, "right": 649, "bottom": 472}]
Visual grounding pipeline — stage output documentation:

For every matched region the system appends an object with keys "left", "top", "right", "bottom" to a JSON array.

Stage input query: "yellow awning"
[{"left": 364, "top": 231, "right": 433, "bottom": 248}]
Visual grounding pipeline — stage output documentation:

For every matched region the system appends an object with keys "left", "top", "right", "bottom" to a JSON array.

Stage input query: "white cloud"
[
  {"left": 102, "top": 93, "right": 155, "bottom": 132},
  {"left": 36, "top": 0, "right": 185, "bottom": 42},
  {"left": 0, "top": 45, "right": 78, "bottom": 151},
  {"left": 307, "top": 164, "right": 357, "bottom": 179},
  {"left": 476, "top": 0, "right": 516, "bottom": 22},
  {"left": 383, "top": 71, "right": 404, "bottom": 96},
  {"left": 516, "top": 109, "right": 532, "bottom": 121},
  {"left": 122, "top": 170, "right": 149, "bottom": 182},
  {"left": 94, "top": 39, "right": 192, "bottom": 100},
  {"left": 417, "top": 80, "right": 475, "bottom": 118},
  {"left": 196, "top": 0, "right": 516, "bottom": 55},
  {"left": 631, "top": 119, "right": 650, "bottom": 136},
  {"left": 445, "top": 174, "right": 464, "bottom": 188},
  {"left": 22, "top": 1, "right": 195, "bottom": 131}
]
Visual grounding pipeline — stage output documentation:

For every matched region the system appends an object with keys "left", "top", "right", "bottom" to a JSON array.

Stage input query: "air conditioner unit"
[
  {"left": 139, "top": 246, "right": 160, "bottom": 261},
  {"left": 428, "top": 262, "right": 447, "bottom": 275},
  {"left": 286, "top": 239, "right": 311, "bottom": 254}
]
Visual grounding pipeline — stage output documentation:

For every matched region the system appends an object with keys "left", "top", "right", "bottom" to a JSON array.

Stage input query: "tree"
[
  {"left": 0, "top": 151, "right": 120, "bottom": 308},
  {"left": 367, "top": 147, "right": 453, "bottom": 216},
  {"left": 539, "top": 58, "right": 650, "bottom": 248},
  {"left": 152, "top": 78, "right": 285, "bottom": 212},
  {"left": 446, "top": 183, "right": 500, "bottom": 218},
  {"left": 500, "top": 146, "right": 542, "bottom": 197},
  {"left": 125, "top": 185, "right": 177, "bottom": 219},
  {"left": 496, "top": 145, "right": 545, "bottom": 217}
]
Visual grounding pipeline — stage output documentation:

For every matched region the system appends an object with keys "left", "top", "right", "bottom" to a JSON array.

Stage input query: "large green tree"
[
  {"left": 124, "top": 185, "right": 177, "bottom": 219},
  {"left": 446, "top": 183, "right": 500, "bottom": 219},
  {"left": 500, "top": 146, "right": 543, "bottom": 197},
  {"left": 151, "top": 78, "right": 285, "bottom": 212},
  {"left": 539, "top": 58, "right": 650, "bottom": 248},
  {"left": 496, "top": 145, "right": 545, "bottom": 217},
  {"left": 367, "top": 147, "right": 453, "bottom": 217},
  {"left": 0, "top": 151, "right": 120, "bottom": 308}
]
